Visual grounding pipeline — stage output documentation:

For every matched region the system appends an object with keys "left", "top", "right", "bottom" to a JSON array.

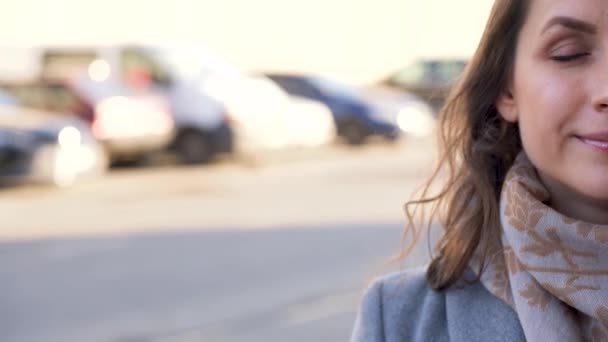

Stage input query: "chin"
[{"left": 570, "top": 177, "right": 608, "bottom": 204}]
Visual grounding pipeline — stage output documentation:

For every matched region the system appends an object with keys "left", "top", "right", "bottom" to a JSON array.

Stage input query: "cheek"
[
  {"left": 514, "top": 68, "right": 582, "bottom": 162},
  {"left": 511, "top": 66, "right": 608, "bottom": 200}
]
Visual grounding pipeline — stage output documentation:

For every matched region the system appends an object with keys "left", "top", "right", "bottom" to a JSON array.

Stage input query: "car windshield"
[
  {"left": 71, "top": 77, "right": 130, "bottom": 103},
  {"left": 309, "top": 76, "right": 360, "bottom": 98},
  {"left": 390, "top": 61, "right": 426, "bottom": 86},
  {"left": 390, "top": 59, "right": 467, "bottom": 87},
  {"left": 149, "top": 47, "right": 240, "bottom": 81}
]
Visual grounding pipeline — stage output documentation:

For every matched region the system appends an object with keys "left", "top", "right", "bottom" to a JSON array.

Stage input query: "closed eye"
[{"left": 550, "top": 52, "right": 590, "bottom": 62}]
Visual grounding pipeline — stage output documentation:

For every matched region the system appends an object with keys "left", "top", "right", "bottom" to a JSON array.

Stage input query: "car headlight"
[
  {"left": 396, "top": 105, "right": 435, "bottom": 136},
  {"left": 58, "top": 126, "right": 82, "bottom": 149}
]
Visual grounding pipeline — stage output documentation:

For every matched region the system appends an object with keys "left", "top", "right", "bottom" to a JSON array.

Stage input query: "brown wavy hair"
[{"left": 402, "top": 0, "right": 531, "bottom": 290}]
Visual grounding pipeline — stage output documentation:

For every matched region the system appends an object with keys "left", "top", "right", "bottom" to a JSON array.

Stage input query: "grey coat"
[{"left": 350, "top": 268, "right": 526, "bottom": 342}]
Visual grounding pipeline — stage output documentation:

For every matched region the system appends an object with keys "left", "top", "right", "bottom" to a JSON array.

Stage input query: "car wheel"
[
  {"left": 175, "top": 129, "right": 213, "bottom": 165},
  {"left": 384, "top": 131, "right": 401, "bottom": 144},
  {"left": 340, "top": 120, "right": 368, "bottom": 145},
  {"left": 110, "top": 156, "right": 147, "bottom": 168}
]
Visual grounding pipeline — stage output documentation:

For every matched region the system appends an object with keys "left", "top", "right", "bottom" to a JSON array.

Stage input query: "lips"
[{"left": 577, "top": 132, "right": 608, "bottom": 150}]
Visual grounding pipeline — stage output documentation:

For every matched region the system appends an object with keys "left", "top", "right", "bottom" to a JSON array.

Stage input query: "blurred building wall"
[{"left": 0, "top": 0, "right": 494, "bottom": 83}]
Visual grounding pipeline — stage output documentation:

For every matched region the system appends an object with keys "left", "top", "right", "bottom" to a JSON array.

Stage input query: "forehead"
[{"left": 525, "top": 0, "right": 608, "bottom": 30}]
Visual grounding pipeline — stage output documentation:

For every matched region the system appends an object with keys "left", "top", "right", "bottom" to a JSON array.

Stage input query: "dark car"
[
  {"left": 266, "top": 74, "right": 400, "bottom": 145},
  {"left": 384, "top": 58, "right": 467, "bottom": 111},
  {"left": 0, "top": 90, "right": 107, "bottom": 186}
]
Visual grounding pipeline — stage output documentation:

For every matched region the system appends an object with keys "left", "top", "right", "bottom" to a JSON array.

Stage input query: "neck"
[{"left": 538, "top": 172, "right": 608, "bottom": 225}]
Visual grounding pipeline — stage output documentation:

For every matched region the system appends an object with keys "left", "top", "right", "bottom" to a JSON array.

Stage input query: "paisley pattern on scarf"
[{"left": 478, "top": 153, "right": 608, "bottom": 341}]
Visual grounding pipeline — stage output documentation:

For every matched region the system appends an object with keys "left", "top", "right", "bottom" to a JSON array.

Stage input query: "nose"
[
  {"left": 592, "top": 65, "right": 608, "bottom": 113},
  {"left": 594, "top": 98, "right": 608, "bottom": 113}
]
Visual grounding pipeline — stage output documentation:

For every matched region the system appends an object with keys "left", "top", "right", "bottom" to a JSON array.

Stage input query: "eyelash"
[{"left": 550, "top": 52, "right": 590, "bottom": 62}]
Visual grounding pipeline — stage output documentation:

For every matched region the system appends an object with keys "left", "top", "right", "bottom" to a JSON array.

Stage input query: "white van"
[{"left": 142, "top": 45, "right": 290, "bottom": 153}]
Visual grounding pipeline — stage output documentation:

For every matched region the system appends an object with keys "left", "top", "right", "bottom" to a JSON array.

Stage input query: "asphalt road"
[{"left": 0, "top": 137, "right": 440, "bottom": 342}]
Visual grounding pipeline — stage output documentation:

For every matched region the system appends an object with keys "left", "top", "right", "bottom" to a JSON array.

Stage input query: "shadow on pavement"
[{"left": 0, "top": 222, "right": 438, "bottom": 342}]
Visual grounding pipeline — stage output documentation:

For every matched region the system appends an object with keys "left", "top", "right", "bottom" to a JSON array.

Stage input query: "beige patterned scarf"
[{"left": 477, "top": 153, "right": 608, "bottom": 341}]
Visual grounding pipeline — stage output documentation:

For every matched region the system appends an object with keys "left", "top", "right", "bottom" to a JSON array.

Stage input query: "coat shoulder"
[
  {"left": 350, "top": 267, "right": 525, "bottom": 342},
  {"left": 350, "top": 267, "right": 449, "bottom": 342}
]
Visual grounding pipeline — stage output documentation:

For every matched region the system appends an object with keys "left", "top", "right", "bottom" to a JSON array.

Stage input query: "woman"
[{"left": 351, "top": 0, "right": 608, "bottom": 341}]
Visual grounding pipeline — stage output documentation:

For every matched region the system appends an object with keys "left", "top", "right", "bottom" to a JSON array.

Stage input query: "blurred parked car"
[
  {"left": 266, "top": 73, "right": 431, "bottom": 144},
  {"left": 0, "top": 90, "right": 107, "bottom": 186},
  {"left": 284, "top": 96, "right": 337, "bottom": 147},
  {"left": 201, "top": 71, "right": 292, "bottom": 153},
  {"left": 0, "top": 46, "right": 231, "bottom": 164},
  {"left": 362, "top": 86, "right": 436, "bottom": 138},
  {"left": 116, "top": 47, "right": 233, "bottom": 164},
  {"left": 149, "top": 46, "right": 332, "bottom": 153},
  {"left": 383, "top": 58, "right": 467, "bottom": 111},
  {"left": 1, "top": 77, "right": 175, "bottom": 164}
]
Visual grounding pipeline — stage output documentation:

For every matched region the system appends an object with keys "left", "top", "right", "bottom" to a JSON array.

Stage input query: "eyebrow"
[{"left": 542, "top": 16, "right": 597, "bottom": 35}]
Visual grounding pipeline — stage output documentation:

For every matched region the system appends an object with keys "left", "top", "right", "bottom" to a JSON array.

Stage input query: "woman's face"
[{"left": 498, "top": 0, "right": 608, "bottom": 218}]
